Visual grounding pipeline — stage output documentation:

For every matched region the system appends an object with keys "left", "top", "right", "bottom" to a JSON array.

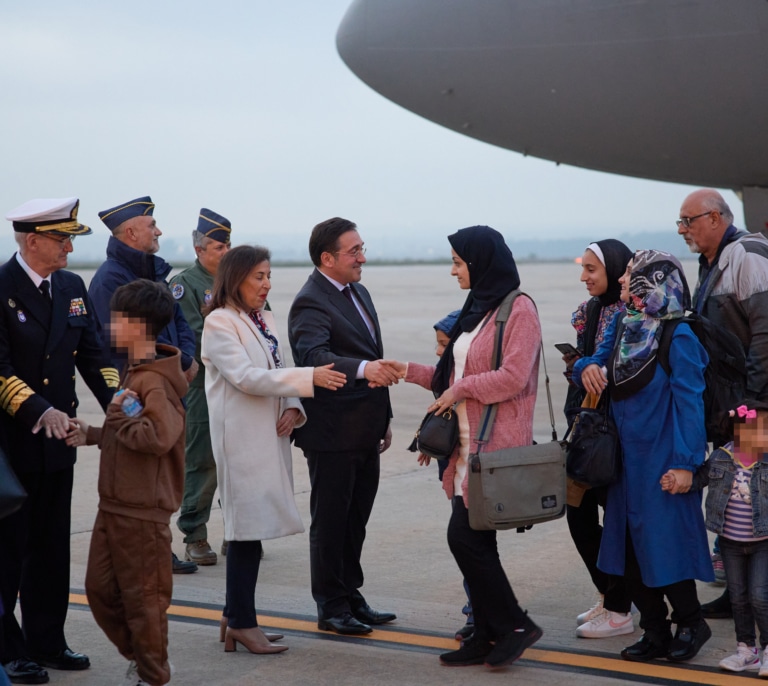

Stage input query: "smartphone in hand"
[{"left": 554, "top": 342, "right": 581, "bottom": 357}]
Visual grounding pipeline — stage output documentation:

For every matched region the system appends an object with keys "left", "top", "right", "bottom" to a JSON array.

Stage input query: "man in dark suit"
[
  {"left": 288, "top": 217, "right": 400, "bottom": 635},
  {"left": 0, "top": 198, "right": 118, "bottom": 684}
]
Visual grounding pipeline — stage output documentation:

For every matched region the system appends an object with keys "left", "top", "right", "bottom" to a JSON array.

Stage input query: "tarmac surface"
[{"left": 20, "top": 262, "right": 742, "bottom": 685}]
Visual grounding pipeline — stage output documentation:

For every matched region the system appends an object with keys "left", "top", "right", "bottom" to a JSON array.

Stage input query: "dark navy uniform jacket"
[
  {"left": 0, "top": 256, "right": 118, "bottom": 474},
  {"left": 88, "top": 235, "right": 196, "bottom": 372}
]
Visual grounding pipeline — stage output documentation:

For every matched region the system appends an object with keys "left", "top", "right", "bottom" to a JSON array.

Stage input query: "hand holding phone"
[{"left": 554, "top": 342, "right": 580, "bottom": 357}]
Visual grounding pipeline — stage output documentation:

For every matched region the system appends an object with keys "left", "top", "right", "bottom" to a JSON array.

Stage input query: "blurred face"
[
  {"left": 197, "top": 238, "right": 230, "bottom": 275},
  {"left": 27, "top": 232, "right": 74, "bottom": 275},
  {"left": 619, "top": 260, "right": 632, "bottom": 304},
  {"left": 735, "top": 412, "right": 768, "bottom": 455},
  {"left": 110, "top": 311, "right": 152, "bottom": 361},
  {"left": 127, "top": 215, "right": 162, "bottom": 254},
  {"left": 451, "top": 249, "right": 470, "bottom": 289},
  {"left": 580, "top": 249, "right": 608, "bottom": 297},
  {"left": 321, "top": 230, "right": 365, "bottom": 285},
  {"left": 238, "top": 260, "right": 271, "bottom": 311},
  {"left": 435, "top": 329, "right": 451, "bottom": 357}
]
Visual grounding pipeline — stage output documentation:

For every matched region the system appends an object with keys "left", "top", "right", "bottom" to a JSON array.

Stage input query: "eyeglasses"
[
  {"left": 40, "top": 233, "right": 75, "bottom": 244},
  {"left": 676, "top": 211, "right": 714, "bottom": 229},
  {"left": 334, "top": 246, "right": 366, "bottom": 259}
]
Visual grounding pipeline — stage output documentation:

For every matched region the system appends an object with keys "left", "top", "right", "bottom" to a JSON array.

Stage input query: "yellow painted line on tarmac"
[{"left": 70, "top": 593, "right": 733, "bottom": 684}]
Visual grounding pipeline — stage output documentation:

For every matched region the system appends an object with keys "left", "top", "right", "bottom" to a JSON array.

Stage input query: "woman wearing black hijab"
[
  {"left": 390, "top": 226, "right": 543, "bottom": 668},
  {"left": 561, "top": 239, "right": 635, "bottom": 640}
]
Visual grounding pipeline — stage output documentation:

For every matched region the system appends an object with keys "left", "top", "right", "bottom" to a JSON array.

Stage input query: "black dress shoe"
[
  {"left": 352, "top": 603, "right": 396, "bottom": 625},
  {"left": 3, "top": 659, "right": 49, "bottom": 684},
  {"left": 440, "top": 634, "right": 493, "bottom": 666},
  {"left": 485, "top": 614, "right": 543, "bottom": 668},
  {"left": 621, "top": 634, "right": 671, "bottom": 662},
  {"left": 667, "top": 619, "right": 712, "bottom": 662},
  {"left": 455, "top": 622, "right": 475, "bottom": 641},
  {"left": 28, "top": 648, "right": 89, "bottom": 671},
  {"left": 318, "top": 612, "right": 372, "bottom": 635},
  {"left": 701, "top": 589, "right": 732, "bottom": 619},
  {"left": 172, "top": 552, "right": 198, "bottom": 574}
]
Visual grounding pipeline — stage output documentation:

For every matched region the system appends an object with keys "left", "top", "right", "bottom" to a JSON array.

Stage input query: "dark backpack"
[{"left": 657, "top": 312, "right": 746, "bottom": 446}]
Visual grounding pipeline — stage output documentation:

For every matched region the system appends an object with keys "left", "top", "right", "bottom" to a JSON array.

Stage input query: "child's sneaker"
[
  {"left": 576, "top": 610, "right": 634, "bottom": 638},
  {"left": 760, "top": 646, "right": 768, "bottom": 678},
  {"left": 719, "top": 642, "right": 760, "bottom": 672},
  {"left": 576, "top": 594, "right": 604, "bottom": 625},
  {"left": 711, "top": 553, "right": 726, "bottom": 585}
]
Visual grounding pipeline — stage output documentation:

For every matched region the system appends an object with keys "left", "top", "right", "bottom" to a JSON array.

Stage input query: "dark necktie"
[
  {"left": 342, "top": 286, "right": 375, "bottom": 340},
  {"left": 39, "top": 280, "right": 52, "bottom": 307}
]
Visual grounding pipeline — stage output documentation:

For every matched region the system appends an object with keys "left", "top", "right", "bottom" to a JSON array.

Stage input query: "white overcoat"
[{"left": 202, "top": 305, "right": 314, "bottom": 541}]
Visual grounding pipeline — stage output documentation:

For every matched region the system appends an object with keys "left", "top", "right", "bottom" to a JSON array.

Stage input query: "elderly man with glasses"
[
  {"left": 677, "top": 188, "right": 768, "bottom": 620},
  {"left": 0, "top": 198, "right": 119, "bottom": 684}
]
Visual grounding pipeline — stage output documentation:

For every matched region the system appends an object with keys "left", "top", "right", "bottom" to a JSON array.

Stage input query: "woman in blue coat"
[{"left": 573, "top": 250, "right": 713, "bottom": 664}]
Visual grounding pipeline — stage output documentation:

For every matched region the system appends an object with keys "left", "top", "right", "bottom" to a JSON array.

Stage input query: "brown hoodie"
[{"left": 86, "top": 344, "right": 188, "bottom": 523}]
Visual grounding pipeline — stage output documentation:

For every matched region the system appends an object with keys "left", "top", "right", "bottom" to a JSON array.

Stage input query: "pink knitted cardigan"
[{"left": 405, "top": 296, "right": 541, "bottom": 505}]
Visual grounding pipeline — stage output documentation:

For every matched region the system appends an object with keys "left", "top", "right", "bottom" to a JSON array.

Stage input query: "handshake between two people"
[{"left": 365, "top": 360, "right": 407, "bottom": 388}]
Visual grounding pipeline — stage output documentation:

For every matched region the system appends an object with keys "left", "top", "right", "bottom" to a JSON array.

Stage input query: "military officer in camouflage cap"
[{"left": 171, "top": 208, "right": 231, "bottom": 565}]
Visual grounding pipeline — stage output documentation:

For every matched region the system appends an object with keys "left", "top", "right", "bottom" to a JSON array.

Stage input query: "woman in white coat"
[{"left": 202, "top": 245, "right": 345, "bottom": 655}]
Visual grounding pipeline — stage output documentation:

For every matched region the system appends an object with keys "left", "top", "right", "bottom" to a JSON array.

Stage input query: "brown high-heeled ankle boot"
[
  {"left": 224, "top": 626, "right": 288, "bottom": 654},
  {"left": 220, "top": 616, "right": 283, "bottom": 643}
]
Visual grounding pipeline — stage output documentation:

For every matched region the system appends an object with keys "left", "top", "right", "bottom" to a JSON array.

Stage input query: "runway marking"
[{"left": 70, "top": 593, "right": 737, "bottom": 685}]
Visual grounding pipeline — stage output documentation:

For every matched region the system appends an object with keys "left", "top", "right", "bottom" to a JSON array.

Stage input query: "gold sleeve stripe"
[
  {"left": 0, "top": 375, "right": 36, "bottom": 416},
  {"left": 101, "top": 368, "right": 120, "bottom": 388}
]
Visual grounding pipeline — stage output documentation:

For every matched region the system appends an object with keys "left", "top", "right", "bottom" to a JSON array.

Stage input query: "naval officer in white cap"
[{"left": 0, "top": 198, "right": 118, "bottom": 684}]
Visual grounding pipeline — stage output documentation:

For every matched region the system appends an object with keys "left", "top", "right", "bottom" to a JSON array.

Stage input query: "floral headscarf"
[{"left": 611, "top": 250, "right": 690, "bottom": 399}]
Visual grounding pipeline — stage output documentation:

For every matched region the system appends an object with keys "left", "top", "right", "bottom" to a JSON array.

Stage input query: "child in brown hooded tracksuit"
[{"left": 69, "top": 279, "right": 188, "bottom": 686}]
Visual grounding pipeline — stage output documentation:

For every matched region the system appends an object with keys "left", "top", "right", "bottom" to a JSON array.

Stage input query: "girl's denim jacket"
[{"left": 692, "top": 446, "right": 768, "bottom": 537}]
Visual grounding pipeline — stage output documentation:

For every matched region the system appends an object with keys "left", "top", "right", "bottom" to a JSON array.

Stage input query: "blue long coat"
[{"left": 573, "top": 315, "right": 714, "bottom": 587}]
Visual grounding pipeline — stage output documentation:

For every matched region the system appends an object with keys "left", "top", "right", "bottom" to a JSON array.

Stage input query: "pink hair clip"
[{"left": 733, "top": 405, "right": 757, "bottom": 420}]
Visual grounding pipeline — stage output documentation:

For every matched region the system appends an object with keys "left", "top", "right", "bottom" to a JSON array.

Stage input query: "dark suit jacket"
[
  {"left": 288, "top": 269, "right": 390, "bottom": 453},
  {"left": 0, "top": 256, "right": 118, "bottom": 474}
]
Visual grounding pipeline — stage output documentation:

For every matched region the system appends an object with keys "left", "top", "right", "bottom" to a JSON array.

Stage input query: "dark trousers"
[
  {"left": 566, "top": 486, "right": 631, "bottom": 613},
  {"left": 0, "top": 468, "right": 73, "bottom": 663},
  {"left": 447, "top": 497, "right": 526, "bottom": 640},
  {"left": 306, "top": 448, "right": 380, "bottom": 618},
  {"left": 85, "top": 511, "right": 172, "bottom": 686},
  {"left": 719, "top": 536, "right": 768, "bottom": 648},
  {"left": 623, "top": 528, "right": 701, "bottom": 640},
  {"left": 223, "top": 541, "right": 263, "bottom": 629}
]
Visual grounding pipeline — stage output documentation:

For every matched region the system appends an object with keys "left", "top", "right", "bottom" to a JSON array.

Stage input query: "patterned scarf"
[
  {"left": 249, "top": 309, "right": 283, "bottom": 368},
  {"left": 611, "top": 250, "right": 689, "bottom": 399}
]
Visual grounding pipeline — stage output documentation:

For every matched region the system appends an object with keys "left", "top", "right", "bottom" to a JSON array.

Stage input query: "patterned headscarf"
[{"left": 611, "top": 250, "right": 690, "bottom": 398}]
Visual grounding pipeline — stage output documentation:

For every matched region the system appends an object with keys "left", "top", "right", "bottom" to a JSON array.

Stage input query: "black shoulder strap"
[{"left": 656, "top": 318, "right": 684, "bottom": 376}]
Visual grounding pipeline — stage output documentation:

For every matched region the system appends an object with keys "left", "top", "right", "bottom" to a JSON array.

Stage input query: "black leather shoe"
[
  {"left": 621, "top": 634, "right": 671, "bottom": 662},
  {"left": 28, "top": 649, "right": 89, "bottom": 671},
  {"left": 455, "top": 622, "right": 475, "bottom": 641},
  {"left": 352, "top": 603, "right": 396, "bottom": 625},
  {"left": 485, "top": 614, "right": 543, "bottom": 668},
  {"left": 701, "top": 590, "right": 732, "bottom": 619},
  {"left": 440, "top": 634, "right": 493, "bottom": 666},
  {"left": 172, "top": 552, "right": 198, "bottom": 574},
  {"left": 318, "top": 612, "right": 372, "bottom": 635},
  {"left": 667, "top": 619, "right": 711, "bottom": 662},
  {"left": 3, "top": 659, "right": 49, "bottom": 684}
]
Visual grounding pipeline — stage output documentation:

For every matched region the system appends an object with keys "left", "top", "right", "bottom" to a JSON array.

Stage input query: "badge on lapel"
[
  {"left": 8, "top": 299, "right": 15, "bottom": 308},
  {"left": 69, "top": 297, "right": 87, "bottom": 317},
  {"left": 17, "top": 311, "right": 26, "bottom": 322},
  {"left": 204, "top": 289, "right": 211, "bottom": 304}
]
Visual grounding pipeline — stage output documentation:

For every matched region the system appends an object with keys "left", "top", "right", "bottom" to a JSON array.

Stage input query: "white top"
[{"left": 452, "top": 321, "right": 483, "bottom": 496}]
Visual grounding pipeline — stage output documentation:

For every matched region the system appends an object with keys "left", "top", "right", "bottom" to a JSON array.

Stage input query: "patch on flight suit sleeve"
[{"left": 172, "top": 283, "right": 184, "bottom": 300}]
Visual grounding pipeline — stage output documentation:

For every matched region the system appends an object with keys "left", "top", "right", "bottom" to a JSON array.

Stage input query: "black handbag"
[
  {"left": 0, "top": 445, "right": 27, "bottom": 520},
  {"left": 408, "top": 405, "right": 459, "bottom": 460},
  {"left": 565, "top": 391, "right": 622, "bottom": 488}
]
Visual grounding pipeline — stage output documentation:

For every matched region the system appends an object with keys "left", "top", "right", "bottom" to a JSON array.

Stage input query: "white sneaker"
[
  {"left": 719, "top": 643, "right": 760, "bottom": 672},
  {"left": 760, "top": 646, "right": 768, "bottom": 678},
  {"left": 576, "top": 609, "right": 634, "bottom": 638},
  {"left": 120, "top": 661, "right": 139, "bottom": 686},
  {"left": 576, "top": 594, "right": 604, "bottom": 625}
]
